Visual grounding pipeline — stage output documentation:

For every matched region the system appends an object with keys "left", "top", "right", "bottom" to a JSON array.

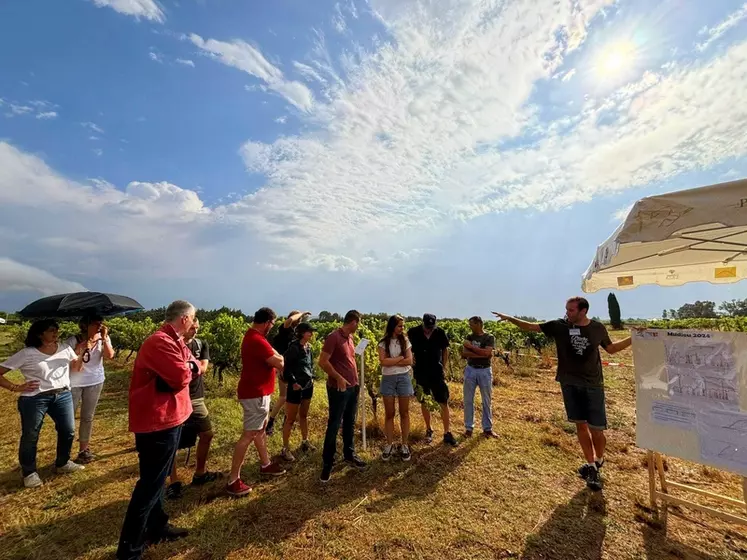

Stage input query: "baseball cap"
[
  {"left": 423, "top": 313, "right": 437, "bottom": 328},
  {"left": 296, "top": 322, "right": 316, "bottom": 335}
]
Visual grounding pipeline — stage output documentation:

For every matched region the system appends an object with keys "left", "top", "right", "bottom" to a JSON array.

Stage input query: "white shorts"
[{"left": 239, "top": 395, "right": 271, "bottom": 432}]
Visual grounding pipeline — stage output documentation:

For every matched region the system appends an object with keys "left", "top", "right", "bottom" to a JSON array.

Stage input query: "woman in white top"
[
  {"left": 65, "top": 315, "right": 114, "bottom": 464},
  {"left": 0, "top": 319, "right": 87, "bottom": 488},
  {"left": 377, "top": 315, "right": 414, "bottom": 462}
]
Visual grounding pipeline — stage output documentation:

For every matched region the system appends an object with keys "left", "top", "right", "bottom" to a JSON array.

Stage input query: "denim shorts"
[
  {"left": 380, "top": 373, "right": 414, "bottom": 397},
  {"left": 560, "top": 384, "right": 607, "bottom": 430}
]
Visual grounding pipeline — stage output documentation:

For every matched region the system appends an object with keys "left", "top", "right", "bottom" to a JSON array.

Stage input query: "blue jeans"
[
  {"left": 117, "top": 425, "right": 181, "bottom": 560},
  {"left": 463, "top": 366, "right": 493, "bottom": 431},
  {"left": 17, "top": 390, "right": 75, "bottom": 476},
  {"left": 322, "top": 385, "right": 359, "bottom": 466}
]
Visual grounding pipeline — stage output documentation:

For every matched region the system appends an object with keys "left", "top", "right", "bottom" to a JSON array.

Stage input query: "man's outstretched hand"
[{"left": 492, "top": 312, "right": 510, "bottom": 321}]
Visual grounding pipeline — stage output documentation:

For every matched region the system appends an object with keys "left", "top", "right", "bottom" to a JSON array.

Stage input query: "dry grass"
[{"left": 0, "top": 329, "right": 746, "bottom": 559}]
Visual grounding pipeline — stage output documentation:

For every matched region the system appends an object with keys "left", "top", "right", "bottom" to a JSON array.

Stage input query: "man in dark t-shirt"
[
  {"left": 493, "top": 297, "right": 631, "bottom": 491},
  {"left": 265, "top": 311, "right": 310, "bottom": 436},
  {"left": 407, "top": 314, "right": 457, "bottom": 446},
  {"left": 461, "top": 316, "right": 498, "bottom": 439},
  {"left": 166, "top": 318, "right": 221, "bottom": 499}
]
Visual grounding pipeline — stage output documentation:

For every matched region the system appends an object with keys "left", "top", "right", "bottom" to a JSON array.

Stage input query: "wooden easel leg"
[
  {"left": 655, "top": 453, "right": 667, "bottom": 493},
  {"left": 648, "top": 450, "right": 657, "bottom": 510}
]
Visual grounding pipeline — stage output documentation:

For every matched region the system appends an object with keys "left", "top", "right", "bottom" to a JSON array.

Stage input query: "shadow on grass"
[
  {"left": 641, "top": 504, "right": 745, "bottom": 560},
  {"left": 156, "top": 437, "right": 482, "bottom": 559},
  {"left": 521, "top": 489, "right": 607, "bottom": 560}
]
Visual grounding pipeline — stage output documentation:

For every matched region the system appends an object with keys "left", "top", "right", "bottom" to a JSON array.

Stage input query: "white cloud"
[
  {"left": 81, "top": 121, "right": 105, "bottom": 134},
  {"left": 92, "top": 148, "right": 103, "bottom": 157},
  {"left": 0, "top": 141, "right": 218, "bottom": 284},
  {"left": 90, "top": 0, "right": 165, "bottom": 23},
  {"left": 0, "top": 257, "right": 87, "bottom": 296},
  {"left": 697, "top": 3, "right": 747, "bottom": 51},
  {"left": 274, "top": 116, "right": 287, "bottom": 124},
  {"left": 611, "top": 204, "right": 633, "bottom": 223},
  {"left": 561, "top": 68, "right": 577, "bottom": 82},
  {"left": 176, "top": 58, "right": 195, "bottom": 67},
  {"left": 7, "top": 104, "right": 33, "bottom": 116},
  {"left": 189, "top": 33, "right": 314, "bottom": 111},
  {"left": 149, "top": 50, "right": 163, "bottom": 63},
  {"left": 36, "top": 111, "right": 57, "bottom": 120},
  {"left": 212, "top": 0, "right": 747, "bottom": 274}
]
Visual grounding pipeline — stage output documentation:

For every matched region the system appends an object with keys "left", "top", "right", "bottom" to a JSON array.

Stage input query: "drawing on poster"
[
  {"left": 665, "top": 340, "right": 738, "bottom": 407},
  {"left": 698, "top": 409, "right": 747, "bottom": 475},
  {"left": 651, "top": 400, "right": 696, "bottom": 430}
]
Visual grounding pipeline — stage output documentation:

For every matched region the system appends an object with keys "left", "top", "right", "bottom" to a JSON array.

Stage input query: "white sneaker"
[
  {"left": 23, "top": 472, "right": 43, "bottom": 488},
  {"left": 55, "top": 460, "right": 85, "bottom": 474},
  {"left": 281, "top": 448, "right": 296, "bottom": 462}
]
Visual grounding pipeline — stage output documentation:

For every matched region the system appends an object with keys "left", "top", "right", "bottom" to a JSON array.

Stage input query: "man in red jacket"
[{"left": 116, "top": 300, "right": 199, "bottom": 560}]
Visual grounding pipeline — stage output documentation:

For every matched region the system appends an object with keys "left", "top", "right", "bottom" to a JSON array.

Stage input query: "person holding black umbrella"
[
  {"left": 65, "top": 315, "right": 115, "bottom": 464},
  {"left": 0, "top": 319, "right": 88, "bottom": 488},
  {"left": 116, "top": 300, "right": 200, "bottom": 559}
]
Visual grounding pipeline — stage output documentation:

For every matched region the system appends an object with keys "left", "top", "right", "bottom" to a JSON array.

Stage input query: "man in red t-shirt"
[{"left": 226, "top": 307, "right": 286, "bottom": 497}]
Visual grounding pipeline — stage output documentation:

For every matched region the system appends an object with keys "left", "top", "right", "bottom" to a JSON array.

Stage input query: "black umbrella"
[{"left": 19, "top": 292, "right": 144, "bottom": 319}]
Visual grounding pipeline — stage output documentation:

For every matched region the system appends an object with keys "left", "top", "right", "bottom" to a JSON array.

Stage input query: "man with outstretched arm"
[
  {"left": 319, "top": 310, "right": 367, "bottom": 483},
  {"left": 493, "top": 297, "right": 631, "bottom": 491}
]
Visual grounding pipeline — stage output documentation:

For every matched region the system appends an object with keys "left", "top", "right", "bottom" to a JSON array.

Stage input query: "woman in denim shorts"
[{"left": 377, "top": 315, "right": 414, "bottom": 461}]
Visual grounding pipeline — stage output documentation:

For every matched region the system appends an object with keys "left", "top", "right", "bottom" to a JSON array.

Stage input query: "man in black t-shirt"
[
  {"left": 493, "top": 297, "right": 631, "bottom": 491},
  {"left": 407, "top": 314, "right": 457, "bottom": 446},
  {"left": 166, "top": 318, "right": 221, "bottom": 498},
  {"left": 265, "top": 310, "right": 311, "bottom": 436}
]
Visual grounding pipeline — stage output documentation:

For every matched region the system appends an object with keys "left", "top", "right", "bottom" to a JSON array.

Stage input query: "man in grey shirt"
[{"left": 461, "top": 316, "right": 498, "bottom": 439}]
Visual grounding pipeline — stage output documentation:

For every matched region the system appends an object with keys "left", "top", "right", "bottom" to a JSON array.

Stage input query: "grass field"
[{"left": 0, "top": 328, "right": 746, "bottom": 559}]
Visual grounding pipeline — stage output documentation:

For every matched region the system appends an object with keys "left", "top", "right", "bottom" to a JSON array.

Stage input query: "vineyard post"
[{"left": 355, "top": 338, "right": 370, "bottom": 451}]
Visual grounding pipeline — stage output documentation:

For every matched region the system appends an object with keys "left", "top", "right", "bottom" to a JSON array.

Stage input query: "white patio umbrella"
[{"left": 582, "top": 178, "right": 747, "bottom": 293}]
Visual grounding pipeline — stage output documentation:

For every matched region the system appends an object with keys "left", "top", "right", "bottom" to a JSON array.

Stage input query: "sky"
[{"left": 2, "top": 0, "right": 747, "bottom": 320}]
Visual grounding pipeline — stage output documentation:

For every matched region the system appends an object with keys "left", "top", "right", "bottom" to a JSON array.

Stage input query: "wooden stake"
[
  {"left": 666, "top": 481, "right": 746, "bottom": 508},
  {"left": 657, "top": 492, "right": 747, "bottom": 526},
  {"left": 655, "top": 453, "right": 667, "bottom": 493},
  {"left": 648, "top": 450, "right": 657, "bottom": 509}
]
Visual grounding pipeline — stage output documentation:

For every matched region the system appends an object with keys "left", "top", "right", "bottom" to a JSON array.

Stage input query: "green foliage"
[
  {"left": 719, "top": 298, "right": 747, "bottom": 317},
  {"left": 199, "top": 314, "right": 249, "bottom": 383},
  {"left": 671, "top": 300, "right": 718, "bottom": 319},
  {"left": 607, "top": 293, "right": 622, "bottom": 330}
]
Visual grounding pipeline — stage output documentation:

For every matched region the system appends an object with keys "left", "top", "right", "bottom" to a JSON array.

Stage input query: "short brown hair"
[
  {"left": 567, "top": 297, "right": 590, "bottom": 312},
  {"left": 343, "top": 310, "right": 361, "bottom": 324},
  {"left": 253, "top": 307, "right": 277, "bottom": 324},
  {"left": 468, "top": 316, "right": 483, "bottom": 325}
]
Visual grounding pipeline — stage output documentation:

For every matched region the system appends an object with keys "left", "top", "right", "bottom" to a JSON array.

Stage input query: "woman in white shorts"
[{"left": 378, "top": 315, "right": 414, "bottom": 462}]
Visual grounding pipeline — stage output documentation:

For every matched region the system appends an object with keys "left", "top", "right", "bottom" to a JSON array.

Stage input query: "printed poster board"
[{"left": 634, "top": 329, "right": 747, "bottom": 476}]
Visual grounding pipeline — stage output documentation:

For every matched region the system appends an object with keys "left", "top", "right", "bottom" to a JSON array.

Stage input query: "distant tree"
[
  {"left": 674, "top": 300, "right": 718, "bottom": 319},
  {"left": 662, "top": 310, "right": 668, "bottom": 319},
  {"left": 517, "top": 316, "right": 538, "bottom": 322},
  {"left": 607, "top": 293, "right": 623, "bottom": 329},
  {"left": 719, "top": 299, "right": 747, "bottom": 317}
]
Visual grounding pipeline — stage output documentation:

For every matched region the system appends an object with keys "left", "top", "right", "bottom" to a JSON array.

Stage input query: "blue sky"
[{"left": 2, "top": 0, "right": 747, "bottom": 320}]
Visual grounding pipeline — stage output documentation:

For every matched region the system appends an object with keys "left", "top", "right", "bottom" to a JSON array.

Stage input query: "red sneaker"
[
  {"left": 226, "top": 478, "right": 252, "bottom": 497},
  {"left": 260, "top": 462, "right": 287, "bottom": 476}
]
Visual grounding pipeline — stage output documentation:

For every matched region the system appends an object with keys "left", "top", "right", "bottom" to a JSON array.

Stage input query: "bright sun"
[{"left": 596, "top": 41, "right": 636, "bottom": 79}]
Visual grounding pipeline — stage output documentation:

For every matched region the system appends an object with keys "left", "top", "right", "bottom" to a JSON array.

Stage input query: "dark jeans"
[
  {"left": 17, "top": 390, "right": 75, "bottom": 476},
  {"left": 322, "top": 385, "right": 359, "bottom": 466},
  {"left": 116, "top": 425, "right": 182, "bottom": 560}
]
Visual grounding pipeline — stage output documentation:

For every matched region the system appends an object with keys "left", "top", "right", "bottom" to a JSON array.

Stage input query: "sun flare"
[{"left": 596, "top": 41, "right": 637, "bottom": 79}]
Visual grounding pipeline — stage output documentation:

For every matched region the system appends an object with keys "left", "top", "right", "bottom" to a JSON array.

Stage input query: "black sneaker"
[
  {"left": 191, "top": 471, "right": 221, "bottom": 486},
  {"left": 149, "top": 523, "right": 189, "bottom": 544},
  {"left": 443, "top": 432, "right": 458, "bottom": 446},
  {"left": 265, "top": 417, "right": 275, "bottom": 436},
  {"left": 585, "top": 466, "right": 603, "bottom": 491},
  {"left": 165, "top": 482, "right": 183, "bottom": 500},
  {"left": 76, "top": 449, "right": 94, "bottom": 464},
  {"left": 344, "top": 454, "right": 367, "bottom": 470},
  {"left": 595, "top": 458, "right": 605, "bottom": 470},
  {"left": 320, "top": 464, "right": 332, "bottom": 483},
  {"left": 424, "top": 428, "right": 434, "bottom": 444},
  {"left": 577, "top": 463, "right": 593, "bottom": 479}
]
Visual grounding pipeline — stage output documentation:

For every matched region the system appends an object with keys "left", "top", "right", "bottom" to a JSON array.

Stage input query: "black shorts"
[
  {"left": 413, "top": 371, "right": 449, "bottom": 404},
  {"left": 286, "top": 382, "right": 314, "bottom": 405},
  {"left": 560, "top": 384, "right": 607, "bottom": 430}
]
